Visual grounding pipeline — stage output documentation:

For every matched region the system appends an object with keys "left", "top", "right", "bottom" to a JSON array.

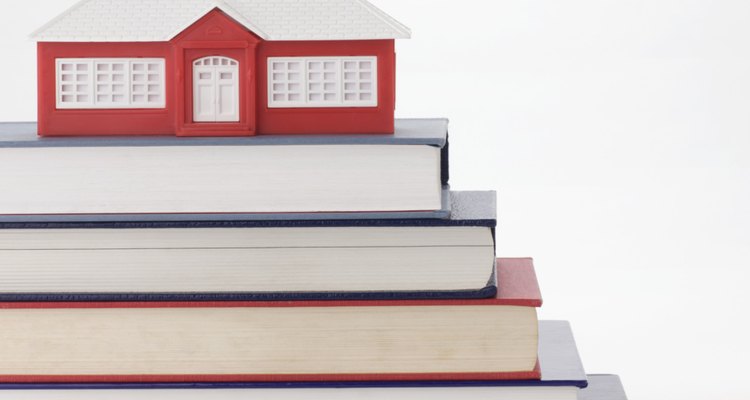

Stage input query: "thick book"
[
  {"left": 0, "top": 258, "right": 541, "bottom": 385},
  {"left": 0, "top": 119, "right": 449, "bottom": 220},
  {"left": 0, "top": 321, "right": 584, "bottom": 395},
  {"left": 0, "top": 191, "right": 496, "bottom": 302}
]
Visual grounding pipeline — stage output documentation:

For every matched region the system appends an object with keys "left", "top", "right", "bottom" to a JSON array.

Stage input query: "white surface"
[
  {"left": 1, "top": 0, "right": 749, "bottom": 399},
  {"left": 193, "top": 56, "right": 239, "bottom": 122},
  {"left": 268, "top": 57, "right": 378, "bottom": 108},
  {"left": 30, "top": 0, "right": 411, "bottom": 42},
  {"left": 56, "top": 58, "right": 166, "bottom": 109}
]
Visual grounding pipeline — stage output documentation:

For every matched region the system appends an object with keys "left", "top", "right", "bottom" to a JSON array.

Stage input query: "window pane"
[
  {"left": 342, "top": 57, "right": 377, "bottom": 106},
  {"left": 307, "top": 59, "right": 339, "bottom": 104},
  {"left": 94, "top": 61, "right": 129, "bottom": 106},
  {"left": 131, "top": 61, "right": 164, "bottom": 107},
  {"left": 57, "top": 60, "right": 93, "bottom": 107},
  {"left": 268, "top": 59, "right": 305, "bottom": 105}
]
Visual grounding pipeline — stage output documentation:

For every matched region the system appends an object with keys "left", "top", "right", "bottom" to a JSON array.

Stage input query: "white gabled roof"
[{"left": 31, "top": 0, "right": 411, "bottom": 42}]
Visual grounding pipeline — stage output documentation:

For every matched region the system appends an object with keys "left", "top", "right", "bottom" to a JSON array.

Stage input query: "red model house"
[{"left": 31, "top": 0, "right": 410, "bottom": 137}]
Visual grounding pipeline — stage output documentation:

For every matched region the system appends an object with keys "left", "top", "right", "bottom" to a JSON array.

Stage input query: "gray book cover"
[
  {"left": 0, "top": 119, "right": 451, "bottom": 222},
  {"left": 579, "top": 375, "right": 628, "bottom": 400}
]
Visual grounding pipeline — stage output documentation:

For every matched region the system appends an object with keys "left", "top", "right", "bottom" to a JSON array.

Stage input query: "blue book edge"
[
  {"left": 0, "top": 188, "right": 456, "bottom": 225},
  {"left": 0, "top": 191, "right": 498, "bottom": 230},
  {"left": 0, "top": 119, "right": 449, "bottom": 148}
]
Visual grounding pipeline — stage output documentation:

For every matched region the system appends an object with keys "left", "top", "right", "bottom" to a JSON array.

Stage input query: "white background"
[{"left": 1, "top": 1, "right": 750, "bottom": 399}]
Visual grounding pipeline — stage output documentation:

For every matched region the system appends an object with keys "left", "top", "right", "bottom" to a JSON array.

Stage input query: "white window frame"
[
  {"left": 268, "top": 56, "right": 378, "bottom": 108},
  {"left": 56, "top": 58, "right": 166, "bottom": 109}
]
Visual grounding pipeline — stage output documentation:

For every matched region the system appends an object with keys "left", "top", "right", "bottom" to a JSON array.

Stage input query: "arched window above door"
[{"left": 194, "top": 57, "right": 238, "bottom": 67}]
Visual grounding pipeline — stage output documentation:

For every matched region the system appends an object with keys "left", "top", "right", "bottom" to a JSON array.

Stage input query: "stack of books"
[
  {"left": 2, "top": 1, "right": 627, "bottom": 398},
  {"left": 0, "top": 120, "right": 627, "bottom": 399}
]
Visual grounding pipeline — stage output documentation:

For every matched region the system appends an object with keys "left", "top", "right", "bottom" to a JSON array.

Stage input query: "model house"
[{"left": 31, "top": 0, "right": 410, "bottom": 137}]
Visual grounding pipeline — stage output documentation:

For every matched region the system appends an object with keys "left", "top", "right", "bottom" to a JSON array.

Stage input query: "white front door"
[{"left": 193, "top": 56, "right": 240, "bottom": 123}]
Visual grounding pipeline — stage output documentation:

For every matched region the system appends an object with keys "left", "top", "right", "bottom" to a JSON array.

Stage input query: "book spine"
[
  {"left": 0, "top": 286, "right": 499, "bottom": 303},
  {"left": 441, "top": 133, "right": 450, "bottom": 186}
]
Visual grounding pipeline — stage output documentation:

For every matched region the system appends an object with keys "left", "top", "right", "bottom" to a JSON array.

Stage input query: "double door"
[{"left": 193, "top": 56, "right": 239, "bottom": 122}]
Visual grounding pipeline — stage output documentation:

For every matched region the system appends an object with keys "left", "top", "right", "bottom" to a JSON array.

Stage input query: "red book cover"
[{"left": 0, "top": 258, "right": 542, "bottom": 384}]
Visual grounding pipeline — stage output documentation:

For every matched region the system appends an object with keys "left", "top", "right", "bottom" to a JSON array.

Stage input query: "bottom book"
[
  {"left": 580, "top": 375, "right": 628, "bottom": 400},
  {"left": 0, "top": 377, "right": 627, "bottom": 400},
  {"left": 0, "top": 321, "right": 593, "bottom": 398}
]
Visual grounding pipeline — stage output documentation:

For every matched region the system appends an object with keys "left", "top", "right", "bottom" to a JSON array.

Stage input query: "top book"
[
  {"left": 31, "top": 0, "right": 411, "bottom": 137},
  {"left": 0, "top": 119, "right": 448, "bottom": 219}
]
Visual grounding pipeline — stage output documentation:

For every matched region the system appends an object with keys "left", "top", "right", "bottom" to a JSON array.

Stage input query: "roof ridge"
[
  {"left": 354, "top": 0, "right": 411, "bottom": 39},
  {"left": 216, "top": 0, "right": 270, "bottom": 39},
  {"left": 162, "top": 1, "right": 273, "bottom": 42},
  {"left": 163, "top": 2, "right": 225, "bottom": 42}
]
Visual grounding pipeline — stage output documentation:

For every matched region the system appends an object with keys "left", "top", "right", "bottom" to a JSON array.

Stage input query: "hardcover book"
[
  {"left": 0, "top": 119, "right": 449, "bottom": 219},
  {"left": 0, "top": 321, "right": 584, "bottom": 392},
  {"left": 0, "top": 258, "right": 541, "bottom": 385},
  {"left": 0, "top": 191, "right": 496, "bottom": 302},
  {"left": 579, "top": 375, "right": 628, "bottom": 400}
]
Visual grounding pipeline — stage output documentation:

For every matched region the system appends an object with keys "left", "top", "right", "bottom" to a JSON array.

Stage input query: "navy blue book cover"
[{"left": 0, "top": 191, "right": 498, "bottom": 303}]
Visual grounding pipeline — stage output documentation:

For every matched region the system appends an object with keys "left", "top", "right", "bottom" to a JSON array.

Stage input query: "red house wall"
[
  {"left": 256, "top": 40, "right": 396, "bottom": 135},
  {"left": 37, "top": 42, "right": 175, "bottom": 136},
  {"left": 37, "top": 9, "right": 396, "bottom": 137}
]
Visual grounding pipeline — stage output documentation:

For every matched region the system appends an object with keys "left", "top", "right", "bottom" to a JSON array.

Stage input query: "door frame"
[{"left": 174, "top": 42, "right": 258, "bottom": 137}]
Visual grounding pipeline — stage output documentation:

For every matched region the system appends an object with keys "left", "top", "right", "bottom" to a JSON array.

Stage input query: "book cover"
[
  {"left": 0, "top": 191, "right": 496, "bottom": 302},
  {"left": 0, "top": 259, "right": 541, "bottom": 386},
  {"left": 0, "top": 188, "right": 461, "bottom": 225},
  {"left": 0, "top": 119, "right": 450, "bottom": 221},
  {"left": 579, "top": 375, "right": 628, "bottom": 400},
  {"left": 0, "top": 320, "right": 586, "bottom": 390}
]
